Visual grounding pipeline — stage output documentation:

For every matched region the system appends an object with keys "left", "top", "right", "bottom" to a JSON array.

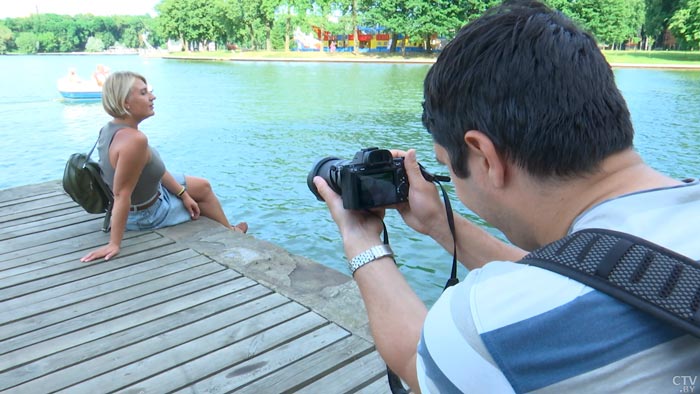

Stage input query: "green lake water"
[{"left": 1, "top": 54, "right": 698, "bottom": 306}]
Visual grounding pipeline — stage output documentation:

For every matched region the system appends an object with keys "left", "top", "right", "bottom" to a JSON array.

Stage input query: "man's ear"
[{"left": 464, "top": 130, "right": 506, "bottom": 188}]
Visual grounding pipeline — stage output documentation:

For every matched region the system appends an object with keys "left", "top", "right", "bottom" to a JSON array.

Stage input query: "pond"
[{"left": 1, "top": 54, "right": 698, "bottom": 306}]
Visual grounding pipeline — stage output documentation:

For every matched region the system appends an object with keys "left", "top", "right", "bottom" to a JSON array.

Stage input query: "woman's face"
[{"left": 125, "top": 78, "right": 156, "bottom": 121}]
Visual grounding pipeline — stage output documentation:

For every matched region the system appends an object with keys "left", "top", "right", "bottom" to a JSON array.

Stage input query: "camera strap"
[
  {"left": 418, "top": 164, "right": 459, "bottom": 289},
  {"left": 436, "top": 179, "right": 459, "bottom": 290},
  {"left": 385, "top": 167, "right": 458, "bottom": 394}
]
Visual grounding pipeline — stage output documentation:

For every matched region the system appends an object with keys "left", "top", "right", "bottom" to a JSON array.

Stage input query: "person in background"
[
  {"left": 92, "top": 64, "right": 110, "bottom": 87},
  {"left": 313, "top": 1, "right": 699, "bottom": 392},
  {"left": 81, "top": 71, "right": 248, "bottom": 263},
  {"left": 64, "top": 67, "right": 82, "bottom": 84}
]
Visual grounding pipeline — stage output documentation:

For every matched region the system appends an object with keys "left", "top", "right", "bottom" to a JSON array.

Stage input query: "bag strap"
[
  {"left": 85, "top": 129, "right": 101, "bottom": 164},
  {"left": 519, "top": 228, "right": 700, "bottom": 337},
  {"left": 84, "top": 128, "right": 113, "bottom": 232}
]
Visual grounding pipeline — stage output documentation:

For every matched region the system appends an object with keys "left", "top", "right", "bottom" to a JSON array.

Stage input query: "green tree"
[
  {"left": 158, "top": 0, "right": 225, "bottom": 50},
  {"left": 36, "top": 31, "right": 60, "bottom": 52},
  {"left": 0, "top": 23, "right": 12, "bottom": 54},
  {"left": 669, "top": 0, "right": 700, "bottom": 49},
  {"left": 643, "top": 0, "right": 679, "bottom": 49},
  {"left": 15, "top": 32, "right": 39, "bottom": 53},
  {"left": 85, "top": 36, "right": 105, "bottom": 52},
  {"left": 232, "top": 0, "right": 280, "bottom": 50},
  {"left": 277, "top": 0, "right": 311, "bottom": 51},
  {"left": 404, "top": 0, "right": 470, "bottom": 52},
  {"left": 548, "top": 0, "right": 645, "bottom": 49}
]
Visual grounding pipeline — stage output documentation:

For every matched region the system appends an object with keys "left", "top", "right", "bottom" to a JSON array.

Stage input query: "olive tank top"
[{"left": 97, "top": 121, "right": 166, "bottom": 206}]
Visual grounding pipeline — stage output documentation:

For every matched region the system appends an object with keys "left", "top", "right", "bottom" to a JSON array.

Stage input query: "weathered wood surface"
[{"left": 0, "top": 181, "right": 389, "bottom": 393}]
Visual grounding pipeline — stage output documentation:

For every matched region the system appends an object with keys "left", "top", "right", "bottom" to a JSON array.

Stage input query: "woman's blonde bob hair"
[{"left": 102, "top": 71, "right": 147, "bottom": 119}]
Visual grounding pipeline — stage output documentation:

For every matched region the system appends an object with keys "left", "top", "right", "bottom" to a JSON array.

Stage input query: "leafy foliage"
[
  {"left": 85, "top": 36, "right": 105, "bottom": 52},
  {"left": 669, "top": 0, "right": 700, "bottom": 49},
  {"left": 1, "top": 13, "right": 157, "bottom": 53},
  {"left": 0, "top": 0, "right": 697, "bottom": 53},
  {"left": 0, "top": 23, "right": 12, "bottom": 54}
]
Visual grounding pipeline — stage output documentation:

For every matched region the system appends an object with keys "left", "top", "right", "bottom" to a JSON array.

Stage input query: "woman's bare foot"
[{"left": 232, "top": 222, "right": 248, "bottom": 233}]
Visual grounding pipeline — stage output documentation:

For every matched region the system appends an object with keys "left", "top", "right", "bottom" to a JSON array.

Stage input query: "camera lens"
[{"left": 307, "top": 157, "right": 346, "bottom": 201}]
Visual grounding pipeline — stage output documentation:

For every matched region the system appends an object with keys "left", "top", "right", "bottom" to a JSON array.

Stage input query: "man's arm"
[
  {"left": 313, "top": 177, "right": 427, "bottom": 393},
  {"left": 396, "top": 149, "right": 526, "bottom": 270}
]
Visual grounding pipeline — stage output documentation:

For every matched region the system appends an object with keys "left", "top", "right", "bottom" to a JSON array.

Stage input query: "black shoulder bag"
[{"left": 62, "top": 134, "right": 113, "bottom": 232}]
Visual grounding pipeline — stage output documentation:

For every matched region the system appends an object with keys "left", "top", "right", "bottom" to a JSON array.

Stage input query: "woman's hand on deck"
[{"left": 80, "top": 242, "right": 120, "bottom": 262}]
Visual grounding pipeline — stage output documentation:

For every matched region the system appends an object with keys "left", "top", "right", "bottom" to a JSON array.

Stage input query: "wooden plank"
[
  {"left": 235, "top": 336, "right": 377, "bottom": 394},
  {"left": 0, "top": 229, "right": 144, "bottom": 264},
  {"left": 1, "top": 248, "right": 200, "bottom": 307},
  {"left": 0, "top": 189, "right": 65, "bottom": 208},
  {"left": 2, "top": 289, "right": 287, "bottom": 392},
  {"left": 0, "top": 274, "right": 255, "bottom": 370},
  {"left": 173, "top": 323, "right": 350, "bottom": 394},
  {"left": 0, "top": 210, "right": 102, "bottom": 241},
  {"left": 0, "top": 230, "right": 159, "bottom": 274},
  {"left": 294, "top": 351, "right": 388, "bottom": 394},
  {"left": 54, "top": 305, "right": 320, "bottom": 394},
  {"left": 354, "top": 377, "right": 393, "bottom": 394},
  {"left": 0, "top": 203, "right": 81, "bottom": 227},
  {"left": 0, "top": 182, "right": 385, "bottom": 394},
  {"left": 0, "top": 211, "right": 107, "bottom": 242},
  {"left": 0, "top": 235, "right": 174, "bottom": 286},
  {"left": 3, "top": 254, "right": 212, "bottom": 320},
  {"left": 0, "top": 261, "right": 226, "bottom": 341},
  {"left": 0, "top": 182, "right": 62, "bottom": 204},
  {"left": 0, "top": 285, "right": 274, "bottom": 390},
  {"left": 0, "top": 194, "right": 75, "bottom": 217},
  {"left": 0, "top": 217, "right": 112, "bottom": 255}
]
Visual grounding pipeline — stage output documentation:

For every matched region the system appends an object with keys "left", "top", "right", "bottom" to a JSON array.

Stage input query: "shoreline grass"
[
  {"left": 602, "top": 50, "right": 700, "bottom": 65},
  {"left": 160, "top": 49, "right": 700, "bottom": 68}
]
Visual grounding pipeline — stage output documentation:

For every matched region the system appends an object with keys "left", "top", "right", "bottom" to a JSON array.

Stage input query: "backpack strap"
[
  {"left": 519, "top": 228, "right": 700, "bottom": 338},
  {"left": 85, "top": 130, "right": 113, "bottom": 232}
]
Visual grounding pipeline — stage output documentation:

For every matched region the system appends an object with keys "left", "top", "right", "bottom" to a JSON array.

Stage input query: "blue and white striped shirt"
[{"left": 417, "top": 180, "right": 700, "bottom": 393}]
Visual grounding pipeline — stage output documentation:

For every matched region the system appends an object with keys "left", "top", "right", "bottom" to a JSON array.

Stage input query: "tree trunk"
[
  {"left": 284, "top": 15, "right": 291, "bottom": 52},
  {"left": 248, "top": 25, "right": 256, "bottom": 50},
  {"left": 390, "top": 33, "right": 397, "bottom": 53},
  {"left": 352, "top": 0, "right": 359, "bottom": 55},
  {"left": 266, "top": 23, "right": 272, "bottom": 51},
  {"left": 425, "top": 33, "right": 432, "bottom": 53}
]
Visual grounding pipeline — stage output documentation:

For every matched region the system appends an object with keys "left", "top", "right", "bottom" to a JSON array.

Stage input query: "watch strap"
[{"left": 348, "top": 244, "right": 394, "bottom": 275}]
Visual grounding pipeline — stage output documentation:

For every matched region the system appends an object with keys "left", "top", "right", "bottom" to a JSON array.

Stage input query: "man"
[{"left": 313, "top": 1, "right": 699, "bottom": 393}]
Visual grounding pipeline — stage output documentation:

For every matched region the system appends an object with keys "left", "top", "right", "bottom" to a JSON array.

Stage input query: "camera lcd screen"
[{"left": 358, "top": 171, "right": 396, "bottom": 207}]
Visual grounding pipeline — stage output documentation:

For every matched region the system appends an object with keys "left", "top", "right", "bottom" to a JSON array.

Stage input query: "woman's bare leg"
[{"left": 184, "top": 176, "right": 247, "bottom": 232}]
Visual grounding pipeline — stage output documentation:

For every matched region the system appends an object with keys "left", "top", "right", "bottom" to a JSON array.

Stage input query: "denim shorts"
[{"left": 125, "top": 174, "right": 192, "bottom": 231}]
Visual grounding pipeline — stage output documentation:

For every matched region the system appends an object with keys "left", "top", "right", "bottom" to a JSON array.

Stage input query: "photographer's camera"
[{"left": 307, "top": 147, "right": 409, "bottom": 210}]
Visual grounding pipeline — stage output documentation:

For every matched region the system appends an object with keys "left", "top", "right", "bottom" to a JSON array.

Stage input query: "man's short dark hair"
[{"left": 422, "top": 0, "right": 634, "bottom": 179}]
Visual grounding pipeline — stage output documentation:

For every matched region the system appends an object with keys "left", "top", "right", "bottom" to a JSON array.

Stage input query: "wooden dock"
[{"left": 0, "top": 181, "right": 391, "bottom": 393}]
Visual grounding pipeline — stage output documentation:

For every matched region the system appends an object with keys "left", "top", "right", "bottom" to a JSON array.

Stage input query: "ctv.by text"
[{"left": 674, "top": 376, "right": 698, "bottom": 393}]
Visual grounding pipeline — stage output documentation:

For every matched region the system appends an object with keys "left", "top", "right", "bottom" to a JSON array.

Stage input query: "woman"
[{"left": 81, "top": 71, "right": 247, "bottom": 262}]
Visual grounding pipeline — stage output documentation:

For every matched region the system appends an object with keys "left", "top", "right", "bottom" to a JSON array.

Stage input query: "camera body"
[{"left": 308, "top": 147, "right": 409, "bottom": 210}]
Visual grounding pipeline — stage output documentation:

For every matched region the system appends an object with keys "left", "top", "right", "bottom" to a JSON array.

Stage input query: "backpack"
[{"left": 62, "top": 136, "right": 113, "bottom": 232}]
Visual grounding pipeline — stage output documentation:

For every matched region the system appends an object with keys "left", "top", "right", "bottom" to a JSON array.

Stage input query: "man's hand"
[
  {"left": 393, "top": 149, "right": 448, "bottom": 237},
  {"left": 313, "top": 176, "right": 386, "bottom": 259}
]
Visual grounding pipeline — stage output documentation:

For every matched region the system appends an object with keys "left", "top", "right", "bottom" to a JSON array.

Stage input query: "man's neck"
[{"left": 517, "top": 150, "right": 682, "bottom": 249}]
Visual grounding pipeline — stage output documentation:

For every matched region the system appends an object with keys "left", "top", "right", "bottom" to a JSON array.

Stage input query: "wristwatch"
[{"left": 348, "top": 244, "right": 394, "bottom": 275}]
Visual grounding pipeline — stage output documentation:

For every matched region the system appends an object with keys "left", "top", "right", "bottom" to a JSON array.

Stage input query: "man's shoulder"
[{"left": 466, "top": 261, "right": 591, "bottom": 333}]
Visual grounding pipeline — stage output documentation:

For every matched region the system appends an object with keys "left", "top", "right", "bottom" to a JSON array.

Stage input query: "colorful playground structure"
[{"left": 294, "top": 27, "right": 443, "bottom": 53}]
